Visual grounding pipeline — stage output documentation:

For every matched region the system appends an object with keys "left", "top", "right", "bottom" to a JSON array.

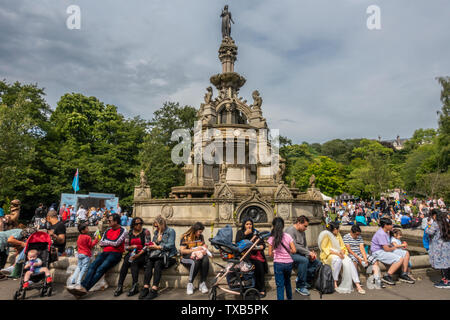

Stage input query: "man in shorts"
[{"left": 370, "top": 218, "right": 415, "bottom": 285}]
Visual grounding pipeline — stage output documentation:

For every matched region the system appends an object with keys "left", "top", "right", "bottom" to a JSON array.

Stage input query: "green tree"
[
  {"left": 41, "top": 93, "right": 147, "bottom": 210},
  {"left": 346, "top": 139, "right": 397, "bottom": 199},
  {"left": 321, "top": 138, "right": 362, "bottom": 164},
  {"left": 301, "top": 156, "right": 346, "bottom": 197},
  {"left": 140, "top": 102, "right": 197, "bottom": 198},
  {"left": 0, "top": 80, "right": 51, "bottom": 216},
  {"left": 436, "top": 77, "right": 450, "bottom": 171}
]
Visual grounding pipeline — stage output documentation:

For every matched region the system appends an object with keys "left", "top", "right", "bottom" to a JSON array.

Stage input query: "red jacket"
[
  {"left": 100, "top": 227, "right": 127, "bottom": 253},
  {"left": 62, "top": 209, "right": 70, "bottom": 222},
  {"left": 77, "top": 234, "right": 99, "bottom": 257}
]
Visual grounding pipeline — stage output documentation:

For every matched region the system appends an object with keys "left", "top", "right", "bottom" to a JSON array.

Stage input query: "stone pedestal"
[{"left": 134, "top": 186, "right": 151, "bottom": 200}]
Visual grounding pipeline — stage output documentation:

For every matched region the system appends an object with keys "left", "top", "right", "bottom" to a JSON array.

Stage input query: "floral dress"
[{"left": 425, "top": 222, "right": 450, "bottom": 269}]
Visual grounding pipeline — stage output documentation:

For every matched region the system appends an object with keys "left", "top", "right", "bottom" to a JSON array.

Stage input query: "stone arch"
[
  {"left": 236, "top": 191, "right": 274, "bottom": 223},
  {"left": 216, "top": 100, "right": 252, "bottom": 122}
]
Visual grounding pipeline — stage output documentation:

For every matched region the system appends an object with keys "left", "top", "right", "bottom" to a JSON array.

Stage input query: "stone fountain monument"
[{"left": 133, "top": 6, "right": 325, "bottom": 246}]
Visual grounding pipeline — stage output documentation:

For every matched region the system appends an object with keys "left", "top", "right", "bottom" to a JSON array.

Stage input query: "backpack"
[{"left": 313, "top": 263, "right": 334, "bottom": 298}]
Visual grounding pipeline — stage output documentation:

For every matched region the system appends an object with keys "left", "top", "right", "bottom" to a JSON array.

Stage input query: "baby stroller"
[
  {"left": 13, "top": 231, "right": 57, "bottom": 300},
  {"left": 209, "top": 225, "right": 270, "bottom": 300}
]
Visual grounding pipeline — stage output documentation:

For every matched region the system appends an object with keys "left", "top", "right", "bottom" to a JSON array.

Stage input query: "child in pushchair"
[
  {"left": 209, "top": 225, "right": 270, "bottom": 300},
  {"left": 13, "top": 231, "right": 57, "bottom": 300}
]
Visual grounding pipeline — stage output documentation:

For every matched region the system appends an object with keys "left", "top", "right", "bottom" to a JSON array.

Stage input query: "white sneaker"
[
  {"left": 187, "top": 282, "right": 194, "bottom": 295},
  {"left": 1, "top": 265, "right": 14, "bottom": 275},
  {"left": 199, "top": 281, "right": 208, "bottom": 294}
]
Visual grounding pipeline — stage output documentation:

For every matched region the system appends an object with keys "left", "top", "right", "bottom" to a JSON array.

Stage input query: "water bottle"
[
  {"left": 375, "top": 278, "right": 382, "bottom": 289},
  {"left": 129, "top": 249, "right": 137, "bottom": 263}
]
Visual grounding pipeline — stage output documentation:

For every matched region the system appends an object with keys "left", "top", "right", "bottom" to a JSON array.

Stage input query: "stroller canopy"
[{"left": 25, "top": 231, "right": 52, "bottom": 253}]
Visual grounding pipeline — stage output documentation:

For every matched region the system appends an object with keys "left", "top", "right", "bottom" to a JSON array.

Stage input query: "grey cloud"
[{"left": 0, "top": 0, "right": 449, "bottom": 143}]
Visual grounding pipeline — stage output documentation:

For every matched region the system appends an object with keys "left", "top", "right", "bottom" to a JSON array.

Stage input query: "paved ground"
[{"left": 0, "top": 269, "right": 449, "bottom": 300}]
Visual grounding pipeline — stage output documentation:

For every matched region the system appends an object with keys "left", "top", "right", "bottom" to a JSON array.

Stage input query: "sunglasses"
[{"left": 135, "top": 222, "right": 143, "bottom": 225}]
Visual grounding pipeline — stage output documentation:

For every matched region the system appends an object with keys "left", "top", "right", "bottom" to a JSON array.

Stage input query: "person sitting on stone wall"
[
  {"left": 235, "top": 218, "right": 268, "bottom": 297},
  {"left": 285, "top": 215, "right": 320, "bottom": 296},
  {"left": 114, "top": 217, "right": 150, "bottom": 297},
  {"left": 67, "top": 214, "right": 128, "bottom": 298},
  {"left": 180, "top": 222, "right": 212, "bottom": 295},
  {"left": 343, "top": 225, "right": 384, "bottom": 289},
  {"left": 370, "top": 218, "right": 415, "bottom": 285},
  {"left": 318, "top": 222, "right": 366, "bottom": 294},
  {"left": 139, "top": 215, "right": 177, "bottom": 300}
]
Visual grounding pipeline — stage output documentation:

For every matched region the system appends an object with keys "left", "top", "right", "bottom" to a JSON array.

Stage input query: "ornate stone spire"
[{"left": 210, "top": 37, "right": 246, "bottom": 97}]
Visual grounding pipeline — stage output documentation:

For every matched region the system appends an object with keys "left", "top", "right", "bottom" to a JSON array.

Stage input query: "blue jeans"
[
  {"left": 273, "top": 262, "right": 293, "bottom": 300},
  {"left": 70, "top": 254, "right": 90, "bottom": 285},
  {"left": 81, "top": 252, "right": 122, "bottom": 291},
  {"left": 291, "top": 254, "right": 321, "bottom": 289}
]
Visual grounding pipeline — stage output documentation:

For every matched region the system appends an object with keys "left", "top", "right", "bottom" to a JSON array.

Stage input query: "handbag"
[{"left": 148, "top": 249, "right": 164, "bottom": 260}]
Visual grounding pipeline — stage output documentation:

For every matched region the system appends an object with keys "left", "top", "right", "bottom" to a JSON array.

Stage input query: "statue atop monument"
[
  {"left": 221, "top": 5, "right": 234, "bottom": 39},
  {"left": 140, "top": 169, "right": 148, "bottom": 187}
]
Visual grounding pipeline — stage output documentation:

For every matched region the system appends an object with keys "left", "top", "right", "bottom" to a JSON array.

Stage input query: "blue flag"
[{"left": 72, "top": 169, "right": 80, "bottom": 193}]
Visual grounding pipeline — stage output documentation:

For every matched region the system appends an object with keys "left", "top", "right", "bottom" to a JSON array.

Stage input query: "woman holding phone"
[
  {"left": 139, "top": 215, "right": 177, "bottom": 300},
  {"left": 235, "top": 218, "right": 268, "bottom": 297}
]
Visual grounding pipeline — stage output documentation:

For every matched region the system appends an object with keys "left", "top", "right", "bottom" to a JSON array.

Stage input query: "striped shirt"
[
  {"left": 343, "top": 233, "right": 363, "bottom": 255},
  {"left": 343, "top": 233, "right": 377, "bottom": 264}
]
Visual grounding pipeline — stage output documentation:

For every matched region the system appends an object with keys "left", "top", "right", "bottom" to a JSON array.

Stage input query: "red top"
[
  {"left": 102, "top": 227, "right": 126, "bottom": 253},
  {"left": 130, "top": 237, "right": 144, "bottom": 252},
  {"left": 62, "top": 209, "right": 70, "bottom": 221},
  {"left": 77, "top": 234, "right": 99, "bottom": 257}
]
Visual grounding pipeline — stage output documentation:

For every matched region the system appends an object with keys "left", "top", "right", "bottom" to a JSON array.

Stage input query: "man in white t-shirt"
[{"left": 76, "top": 205, "right": 87, "bottom": 223}]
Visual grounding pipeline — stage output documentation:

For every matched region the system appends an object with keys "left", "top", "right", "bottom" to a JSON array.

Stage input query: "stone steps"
[{"left": 49, "top": 253, "right": 431, "bottom": 290}]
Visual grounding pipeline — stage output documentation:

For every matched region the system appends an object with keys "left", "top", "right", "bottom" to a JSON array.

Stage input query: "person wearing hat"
[{"left": 0, "top": 200, "right": 21, "bottom": 232}]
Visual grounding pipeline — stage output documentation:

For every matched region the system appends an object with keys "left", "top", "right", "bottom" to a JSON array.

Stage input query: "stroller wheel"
[
  {"left": 47, "top": 287, "right": 53, "bottom": 297},
  {"left": 243, "top": 288, "right": 260, "bottom": 300},
  {"left": 13, "top": 291, "right": 19, "bottom": 300},
  {"left": 209, "top": 286, "right": 217, "bottom": 300},
  {"left": 40, "top": 287, "right": 47, "bottom": 297},
  {"left": 21, "top": 290, "right": 26, "bottom": 300}
]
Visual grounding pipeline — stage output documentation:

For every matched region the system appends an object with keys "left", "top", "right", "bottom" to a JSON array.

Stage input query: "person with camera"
[
  {"left": 285, "top": 215, "right": 320, "bottom": 296},
  {"left": 114, "top": 217, "right": 151, "bottom": 297},
  {"left": 139, "top": 215, "right": 176, "bottom": 300}
]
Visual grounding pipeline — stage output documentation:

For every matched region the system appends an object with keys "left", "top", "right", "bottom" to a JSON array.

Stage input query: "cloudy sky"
[{"left": 1, "top": 0, "right": 449, "bottom": 143}]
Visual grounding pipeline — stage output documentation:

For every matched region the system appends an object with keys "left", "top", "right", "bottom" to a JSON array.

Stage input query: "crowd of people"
[
  {"left": 323, "top": 197, "right": 446, "bottom": 229},
  {"left": 0, "top": 198, "right": 448, "bottom": 300},
  {"left": 53, "top": 204, "right": 132, "bottom": 228}
]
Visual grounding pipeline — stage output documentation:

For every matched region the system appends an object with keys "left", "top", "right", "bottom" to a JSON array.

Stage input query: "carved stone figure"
[
  {"left": 204, "top": 87, "right": 213, "bottom": 105},
  {"left": 290, "top": 177, "right": 296, "bottom": 188},
  {"left": 309, "top": 174, "right": 316, "bottom": 188},
  {"left": 220, "top": 163, "right": 227, "bottom": 182},
  {"left": 276, "top": 156, "right": 286, "bottom": 182},
  {"left": 1, "top": 199, "right": 20, "bottom": 230},
  {"left": 140, "top": 170, "right": 147, "bottom": 187},
  {"left": 252, "top": 90, "right": 262, "bottom": 109},
  {"left": 221, "top": 5, "right": 234, "bottom": 39}
]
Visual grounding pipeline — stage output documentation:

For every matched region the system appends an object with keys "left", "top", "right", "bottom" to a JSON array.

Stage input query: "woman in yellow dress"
[{"left": 318, "top": 222, "right": 365, "bottom": 294}]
